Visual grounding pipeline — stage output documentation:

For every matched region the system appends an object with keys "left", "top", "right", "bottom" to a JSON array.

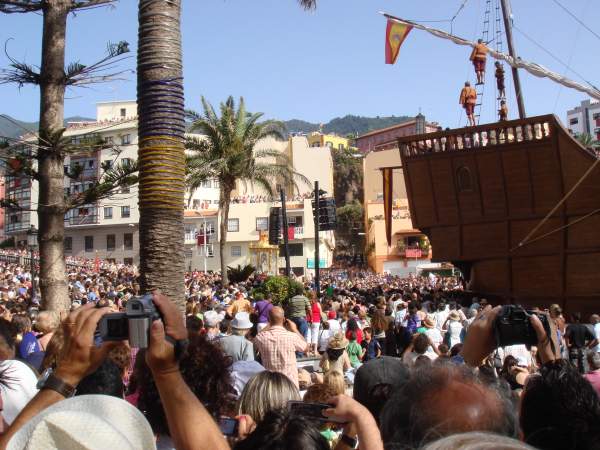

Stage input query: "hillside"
[
  {"left": 0, "top": 115, "right": 95, "bottom": 140},
  {"left": 1, "top": 113, "right": 414, "bottom": 140},
  {"left": 284, "top": 114, "right": 413, "bottom": 137}
]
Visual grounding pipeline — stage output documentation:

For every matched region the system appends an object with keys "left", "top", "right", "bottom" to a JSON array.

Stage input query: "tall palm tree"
[
  {"left": 576, "top": 133, "right": 600, "bottom": 150},
  {"left": 186, "top": 97, "right": 309, "bottom": 284},
  {"left": 137, "top": 0, "right": 186, "bottom": 307}
]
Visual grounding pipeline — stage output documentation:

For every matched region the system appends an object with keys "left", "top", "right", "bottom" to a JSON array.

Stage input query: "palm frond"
[{"left": 298, "top": 0, "right": 317, "bottom": 10}]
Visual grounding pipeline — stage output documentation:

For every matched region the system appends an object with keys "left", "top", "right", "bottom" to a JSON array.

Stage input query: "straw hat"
[
  {"left": 328, "top": 333, "right": 349, "bottom": 350},
  {"left": 424, "top": 317, "right": 435, "bottom": 328},
  {"left": 448, "top": 311, "right": 461, "bottom": 321},
  {"left": 8, "top": 394, "right": 156, "bottom": 450}
]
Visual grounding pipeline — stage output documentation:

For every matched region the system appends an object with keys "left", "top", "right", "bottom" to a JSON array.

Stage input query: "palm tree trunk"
[
  {"left": 37, "top": 0, "right": 71, "bottom": 312},
  {"left": 137, "top": 0, "right": 186, "bottom": 308},
  {"left": 219, "top": 184, "right": 233, "bottom": 285}
]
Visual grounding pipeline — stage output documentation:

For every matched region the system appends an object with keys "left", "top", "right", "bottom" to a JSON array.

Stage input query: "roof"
[
  {"left": 184, "top": 210, "right": 218, "bottom": 218},
  {"left": 356, "top": 120, "right": 417, "bottom": 140}
]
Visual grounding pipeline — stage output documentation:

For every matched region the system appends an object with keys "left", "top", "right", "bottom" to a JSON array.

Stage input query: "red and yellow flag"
[{"left": 385, "top": 19, "right": 413, "bottom": 65}]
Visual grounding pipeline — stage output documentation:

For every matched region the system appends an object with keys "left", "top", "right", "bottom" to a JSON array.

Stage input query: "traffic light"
[
  {"left": 312, "top": 196, "right": 337, "bottom": 231},
  {"left": 268, "top": 207, "right": 281, "bottom": 245}
]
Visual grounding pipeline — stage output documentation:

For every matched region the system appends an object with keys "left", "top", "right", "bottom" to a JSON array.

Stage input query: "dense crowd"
[{"left": 0, "top": 258, "right": 599, "bottom": 449}]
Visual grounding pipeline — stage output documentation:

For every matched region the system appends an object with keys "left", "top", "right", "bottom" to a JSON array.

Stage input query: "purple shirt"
[{"left": 255, "top": 300, "right": 273, "bottom": 324}]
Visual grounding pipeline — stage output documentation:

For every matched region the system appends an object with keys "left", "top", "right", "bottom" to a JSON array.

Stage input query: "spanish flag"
[
  {"left": 382, "top": 167, "right": 393, "bottom": 247},
  {"left": 385, "top": 19, "right": 413, "bottom": 65}
]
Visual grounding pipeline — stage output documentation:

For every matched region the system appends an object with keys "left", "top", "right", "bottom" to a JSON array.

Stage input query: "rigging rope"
[{"left": 549, "top": 0, "right": 600, "bottom": 42}]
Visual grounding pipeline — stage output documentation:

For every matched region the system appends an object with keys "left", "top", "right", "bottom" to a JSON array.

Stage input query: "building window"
[
  {"left": 104, "top": 207, "right": 113, "bottom": 219},
  {"left": 456, "top": 166, "right": 473, "bottom": 192},
  {"left": 121, "top": 206, "right": 131, "bottom": 218},
  {"left": 201, "top": 180, "right": 211, "bottom": 188},
  {"left": 279, "top": 243, "right": 303, "bottom": 257},
  {"left": 288, "top": 216, "right": 303, "bottom": 227},
  {"left": 85, "top": 236, "right": 94, "bottom": 252},
  {"left": 104, "top": 136, "right": 113, "bottom": 145},
  {"left": 231, "top": 245, "right": 242, "bottom": 257},
  {"left": 121, "top": 134, "right": 131, "bottom": 145},
  {"left": 202, "top": 244, "right": 214, "bottom": 257},
  {"left": 64, "top": 237, "right": 72, "bottom": 252},
  {"left": 106, "top": 234, "right": 116, "bottom": 251},
  {"left": 227, "top": 218, "right": 239, "bottom": 232},
  {"left": 120, "top": 108, "right": 126, "bottom": 118},
  {"left": 120, "top": 185, "right": 130, "bottom": 194},
  {"left": 124, "top": 257, "right": 133, "bottom": 265},
  {"left": 325, "top": 141, "right": 333, "bottom": 148},
  {"left": 124, "top": 233, "right": 133, "bottom": 250},
  {"left": 569, "top": 118, "right": 579, "bottom": 125},
  {"left": 339, "top": 143, "right": 344, "bottom": 150},
  {"left": 103, "top": 160, "right": 113, "bottom": 170},
  {"left": 121, "top": 157, "right": 133, "bottom": 167},
  {"left": 256, "top": 217, "right": 268, "bottom": 231},
  {"left": 212, "top": 179, "right": 219, "bottom": 188}
]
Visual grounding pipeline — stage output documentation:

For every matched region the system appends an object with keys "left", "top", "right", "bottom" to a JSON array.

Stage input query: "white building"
[
  {"left": 566, "top": 99, "right": 600, "bottom": 142},
  {"left": 5, "top": 101, "right": 335, "bottom": 276}
]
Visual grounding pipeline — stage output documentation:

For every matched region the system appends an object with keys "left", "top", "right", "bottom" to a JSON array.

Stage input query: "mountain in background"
[
  {"left": 0, "top": 115, "right": 95, "bottom": 140},
  {"left": 1, "top": 113, "right": 414, "bottom": 140},
  {"left": 283, "top": 114, "right": 413, "bottom": 137}
]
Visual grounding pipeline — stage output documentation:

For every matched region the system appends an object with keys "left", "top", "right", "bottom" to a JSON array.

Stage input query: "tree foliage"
[
  {"left": 226, "top": 264, "right": 255, "bottom": 283},
  {"left": 256, "top": 275, "right": 303, "bottom": 306}
]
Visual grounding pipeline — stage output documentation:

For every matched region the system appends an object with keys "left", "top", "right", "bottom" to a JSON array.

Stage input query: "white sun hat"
[{"left": 8, "top": 394, "right": 156, "bottom": 450}]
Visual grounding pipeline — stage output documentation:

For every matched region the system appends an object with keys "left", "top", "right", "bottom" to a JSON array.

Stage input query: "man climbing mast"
[
  {"left": 460, "top": 81, "right": 478, "bottom": 127},
  {"left": 499, "top": 100, "right": 508, "bottom": 121},
  {"left": 470, "top": 38, "right": 488, "bottom": 84},
  {"left": 495, "top": 61, "right": 506, "bottom": 99}
]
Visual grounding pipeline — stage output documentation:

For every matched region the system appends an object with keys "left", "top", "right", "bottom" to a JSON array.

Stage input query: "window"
[
  {"left": 256, "top": 217, "right": 268, "bottom": 231},
  {"left": 122, "top": 158, "right": 133, "bottom": 167},
  {"left": 206, "top": 244, "right": 214, "bottom": 257},
  {"left": 85, "top": 236, "right": 94, "bottom": 252},
  {"left": 456, "top": 166, "right": 473, "bottom": 192},
  {"left": 120, "top": 108, "right": 126, "bottom": 118},
  {"left": 200, "top": 222, "right": 215, "bottom": 235},
  {"left": 104, "top": 207, "right": 113, "bottom": 219},
  {"left": 325, "top": 141, "right": 333, "bottom": 148},
  {"left": 124, "top": 233, "right": 133, "bottom": 250},
  {"left": 124, "top": 257, "right": 133, "bottom": 265},
  {"left": 288, "top": 216, "right": 303, "bottom": 227},
  {"left": 339, "top": 143, "right": 344, "bottom": 150},
  {"left": 64, "top": 237, "right": 72, "bottom": 252},
  {"left": 279, "top": 243, "right": 303, "bottom": 257},
  {"left": 103, "top": 160, "right": 113, "bottom": 170},
  {"left": 570, "top": 118, "right": 579, "bottom": 125},
  {"left": 64, "top": 165, "right": 69, "bottom": 175},
  {"left": 88, "top": 160, "right": 94, "bottom": 168},
  {"left": 64, "top": 187, "right": 70, "bottom": 196},
  {"left": 120, "top": 185, "right": 130, "bottom": 194},
  {"left": 593, "top": 113, "right": 600, "bottom": 120},
  {"left": 212, "top": 179, "right": 219, "bottom": 188},
  {"left": 231, "top": 246, "right": 242, "bottom": 257},
  {"left": 227, "top": 218, "right": 239, "bottom": 232},
  {"left": 104, "top": 136, "right": 113, "bottom": 145},
  {"left": 121, "top": 206, "right": 131, "bottom": 218},
  {"left": 106, "top": 234, "right": 116, "bottom": 251},
  {"left": 201, "top": 180, "right": 211, "bottom": 188},
  {"left": 292, "top": 267, "right": 305, "bottom": 276},
  {"left": 121, "top": 134, "right": 131, "bottom": 145}
]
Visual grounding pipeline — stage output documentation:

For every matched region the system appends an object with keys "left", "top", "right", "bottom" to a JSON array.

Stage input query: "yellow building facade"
[{"left": 307, "top": 132, "right": 351, "bottom": 151}]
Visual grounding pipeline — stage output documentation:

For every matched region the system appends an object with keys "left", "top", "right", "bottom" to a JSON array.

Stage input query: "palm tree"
[
  {"left": 186, "top": 97, "right": 309, "bottom": 284},
  {"left": 576, "top": 133, "right": 600, "bottom": 150},
  {"left": 136, "top": 0, "right": 186, "bottom": 307}
]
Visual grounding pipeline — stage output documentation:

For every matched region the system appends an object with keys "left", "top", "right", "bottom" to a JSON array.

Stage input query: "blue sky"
[{"left": 1, "top": 0, "right": 598, "bottom": 129}]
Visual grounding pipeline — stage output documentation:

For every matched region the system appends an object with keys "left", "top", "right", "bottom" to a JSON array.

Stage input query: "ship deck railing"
[{"left": 398, "top": 115, "right": 564, "bottom": 158}]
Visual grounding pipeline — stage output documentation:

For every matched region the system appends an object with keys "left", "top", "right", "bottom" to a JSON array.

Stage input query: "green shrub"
[
  {"left": 260, "top": 276, "right": 305, "bottom": 306},
  {"left": 227, "top": 264, "right": 255, "bottom": 283}
]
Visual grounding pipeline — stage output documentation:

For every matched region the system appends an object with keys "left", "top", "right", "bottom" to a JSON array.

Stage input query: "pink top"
[{"left": 584, "top": 370, "right": 600, "bottom": 397}]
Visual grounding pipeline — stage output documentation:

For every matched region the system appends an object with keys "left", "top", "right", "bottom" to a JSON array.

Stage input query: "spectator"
[
  {"left": 13, "top": 316, "right": 39, "bottom": 360},
  {"left": 323, "top": 370, "right": 346, "bottom": 396},
  {"left": 75, "top": 359, "right": 124, "bottom": 398},
  {"left": 584, "top": 351, "right": 600, "bottom": 397},
  {"left": 253, "top": 293, "right": 273, "bottom": 331},
  {"left": 422, "top": 432, "right": 536, "bottom": 450},
  {"left": 33, "top": 311, "right": 59, "bottom": 352},
  {"left": 565, "top": 312, "right": 598, "bottom": 373},
  {"left": 319, "top": 333, "right": 351, "bottom": 376},
  {"left": 218, "top": 312, "right": 254, "bottom": 362},
  {"left": 306, "top": 292, "right": 323, "bottom": 356},
  {"left": 253, "top": 307, "right": 308, "bottom": 388},
  {"left": 203, "top": 311, "right": 223, "bottom": 341},
  {"left": 227, "top": 292, "right": 253, "bottom": 318},
  {"left": 346, "top": 331, "right": 363, "bottom": 368},
  {"left": 361, "top": 327, "right": 382, "bottom": 363},
  {"left": 380, "top": 364, "right": 517, "bottom": 448},
  {"left": 285, "top": 285, "right": 310, "bottom": 340},
  {"left": 237, "top": 371, "right": 300, "bottom": 424}
]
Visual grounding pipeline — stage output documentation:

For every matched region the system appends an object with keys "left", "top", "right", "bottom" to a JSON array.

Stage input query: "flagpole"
[{"left": 204, "top": 216, "right": 207, "bottom": 273}]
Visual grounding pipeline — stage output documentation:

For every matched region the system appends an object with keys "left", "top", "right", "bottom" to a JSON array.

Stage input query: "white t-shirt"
[
  {"left": 594, "top": 323, "right": 600, "bottom": 353},
  {"left": 0, "top": 359, "right": 38, "bottom": 424}
]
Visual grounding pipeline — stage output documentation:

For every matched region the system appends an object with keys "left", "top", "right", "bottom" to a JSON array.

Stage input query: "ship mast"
[{"left": 500, "top": 0, "right": 526, "bottom": 119}]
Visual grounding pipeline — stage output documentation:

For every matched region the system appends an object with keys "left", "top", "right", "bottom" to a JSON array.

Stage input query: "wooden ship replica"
[{"left": 382, "top": 2, "right": 600, "bottom": 314}]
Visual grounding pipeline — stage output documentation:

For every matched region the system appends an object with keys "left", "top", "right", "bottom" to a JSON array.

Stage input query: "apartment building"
[
  {"left": 566, "top": 99, "right": 600, "bottom": 143},
  {"left": 306, "top": 132, "right": 351, "bottom": 151},
  {"left": 5, "top": 101, "right": 335, "bottom": 275}
]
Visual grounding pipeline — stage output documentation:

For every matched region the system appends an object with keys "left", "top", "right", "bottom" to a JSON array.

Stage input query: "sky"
[{"left": 0, "top": 0, "right": 599, "bottom": 129}]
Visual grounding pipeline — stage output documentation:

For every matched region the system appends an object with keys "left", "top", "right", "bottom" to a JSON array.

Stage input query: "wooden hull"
[{"left": 398, "top": 115, "right": 600, "bottom": 315}]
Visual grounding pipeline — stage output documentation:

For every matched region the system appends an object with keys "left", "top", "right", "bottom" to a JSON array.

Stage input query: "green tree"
[
  {"left": 186, "top": 96, "right": 309, "bottom": 284},
  {"left": 332, "top": 147, "right": 363, "bottom": 205},
  {"left": 0, "top": 0, "right": 129, "bottom": 311},
  {"left": 335, "top": 201, "right": 365, "bottom": 257},
  {"left": 576, "top": 133, "right": 600, "bottom": 149}
]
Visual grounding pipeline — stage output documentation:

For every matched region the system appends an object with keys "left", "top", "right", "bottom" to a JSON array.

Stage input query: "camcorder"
[
  {"left": 98, "top": 294, "right": 160, "bottom": 348},
  {"left": 494, "top": 305, "right": 551, "bottom": 348}
]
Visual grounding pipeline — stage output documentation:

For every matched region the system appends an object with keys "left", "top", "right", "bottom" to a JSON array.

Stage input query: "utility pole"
[
  {"left": 280, "top": 189, "right": 291, "bottom": 277},
  {"left": 500, "top": 0, "right": 526, "bottom": 119},
  {"left": 313, "top": 181, "right": 320, "bottom": 295},
  {"left": 203, "top": 217, "right": 208, "bottom": 273}
]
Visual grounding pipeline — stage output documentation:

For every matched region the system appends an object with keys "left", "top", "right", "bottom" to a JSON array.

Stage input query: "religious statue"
[
  {"left": 470, "top": 38, "right": 488, "bottom": 84},
  {"left": 460, "top": 81, "right": 478, "bottom": 127}
]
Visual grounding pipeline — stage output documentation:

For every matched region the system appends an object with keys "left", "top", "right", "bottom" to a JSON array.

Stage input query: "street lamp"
[{"left": 26, "top": 225, "right": 38, "bottom": 300}]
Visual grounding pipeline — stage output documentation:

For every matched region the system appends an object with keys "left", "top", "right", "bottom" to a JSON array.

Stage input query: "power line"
[
  {"left": 549, "top": 0, "right": 600, "bottom": 42},
  {"left": 513, "top": 25, "right": 598, "bottom": 91}
]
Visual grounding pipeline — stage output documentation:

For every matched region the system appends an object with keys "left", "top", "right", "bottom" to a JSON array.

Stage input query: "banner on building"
[
  {"left": 287, "top": 226, "right": 295, "bottom": 241},
  {"left": 382, "top": 167, "right": 393, "bottom": 247},
  {"left": 405, "top": 248, "right": 422, "bottom": 258},
  {"left": 385, "top": 19, "right": 413, "bottom": 64}
]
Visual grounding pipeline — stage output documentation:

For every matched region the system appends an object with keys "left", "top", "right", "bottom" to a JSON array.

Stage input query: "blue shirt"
[{"left": 19, "top": 332, "right": 40, "bottom": 359}]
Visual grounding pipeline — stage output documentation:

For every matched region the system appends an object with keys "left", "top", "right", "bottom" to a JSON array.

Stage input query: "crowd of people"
[{"left": 0, "top": 257, "right": 599, "bottom": 449}]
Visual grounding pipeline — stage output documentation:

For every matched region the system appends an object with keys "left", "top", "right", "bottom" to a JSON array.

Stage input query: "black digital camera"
[
  {"left": 494, "top": 305, "right": 551, "bottom": 348},
  {"left": 98, "top": 294, "right": 160, "bottom": 348}
]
